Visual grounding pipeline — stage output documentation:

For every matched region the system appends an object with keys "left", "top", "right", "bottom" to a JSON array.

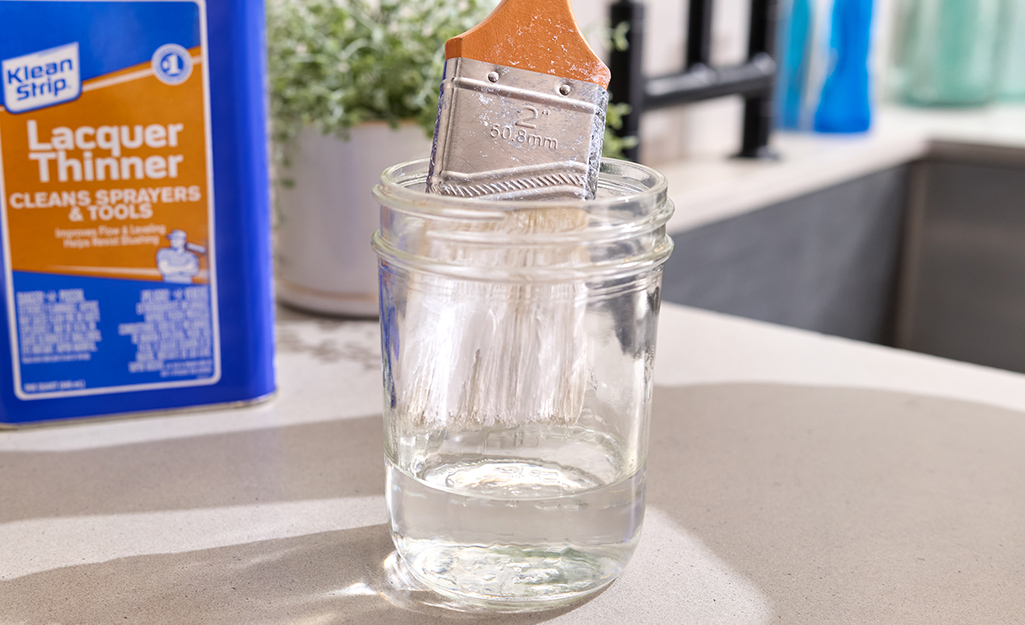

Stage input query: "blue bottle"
[
  {"left": 814, "top": 0, "right": 873, "bottom": 133},
  {"left": 777, "top": 0, "right": 814, "bottom": 129}
]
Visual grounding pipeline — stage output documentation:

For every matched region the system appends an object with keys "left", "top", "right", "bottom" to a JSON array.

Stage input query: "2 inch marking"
[
  {"left": 490, "top": 107, "right": 558, "bottom": 149},
  {"left": 516, "top": 106, "right": 540, "bottom": 129}
]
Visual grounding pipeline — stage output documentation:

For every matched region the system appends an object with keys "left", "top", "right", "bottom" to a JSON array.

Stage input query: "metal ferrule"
[{"left": 428, "top": 57, "right": 609, "bottom": 201}]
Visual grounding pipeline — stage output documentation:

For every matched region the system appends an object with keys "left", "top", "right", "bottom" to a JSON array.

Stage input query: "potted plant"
[
  {"left": 268, "top": 0, "right": 636, "bottom": 317},
  {"left": 268, "top": 0, "right": 494, "bottom": 316}
]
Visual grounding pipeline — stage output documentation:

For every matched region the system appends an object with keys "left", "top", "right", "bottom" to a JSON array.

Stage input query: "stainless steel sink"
[
  {"left": 661, "top": 141, "right": 1025, "bottom": 374},
  {"left": 896, "top": 143, "right": 1025, "bottom": 374}
]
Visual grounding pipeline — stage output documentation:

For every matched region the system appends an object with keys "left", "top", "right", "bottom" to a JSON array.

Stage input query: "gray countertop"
[{"left": 2, "top": 304, "right": 1024, "bottom": 624}]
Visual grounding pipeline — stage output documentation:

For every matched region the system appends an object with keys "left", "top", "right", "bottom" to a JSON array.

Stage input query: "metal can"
[{"left": 0, "top": 0, "right": 275, "bottom": 426}]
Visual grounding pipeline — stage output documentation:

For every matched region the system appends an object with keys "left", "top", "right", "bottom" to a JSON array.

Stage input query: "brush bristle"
[
  {"left": 396, "top": 278, "right": 589, "bottom": 429},
  {"left": 394, "top": 208, "right": 590, "bottom": 430}
]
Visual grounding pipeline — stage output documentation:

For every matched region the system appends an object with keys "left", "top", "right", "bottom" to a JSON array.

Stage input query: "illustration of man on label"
[{"left": 157, "top": 229, "right": 205, "bottom": 284}]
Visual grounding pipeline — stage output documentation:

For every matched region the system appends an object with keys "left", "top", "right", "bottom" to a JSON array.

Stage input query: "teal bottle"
[
  {"left": 893, "top": 0, "right": 1003, "bottom": 106},
  {"left": 998, "top": 0, "right": 1025, "bottom": 100}
]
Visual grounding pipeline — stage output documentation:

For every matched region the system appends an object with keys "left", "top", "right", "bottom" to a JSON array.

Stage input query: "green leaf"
[
  {"left": 267, "top": 0, "right": 494, "bottom": 145},
  {"left": 268, "top": 0, "right": 638, "bottom": 160}
]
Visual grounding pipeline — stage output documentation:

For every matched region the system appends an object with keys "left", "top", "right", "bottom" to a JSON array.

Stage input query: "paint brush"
[
  {"left": 428, "top": 0, "right": 610, "bottom": 200},
  {"left": 397, "top": 0, "right": 610, "bottom": 430}
]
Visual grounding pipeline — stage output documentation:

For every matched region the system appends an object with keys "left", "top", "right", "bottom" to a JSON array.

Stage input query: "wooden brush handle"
[{"left": 445, "top": 0, "right": 611, "bottom": 88}]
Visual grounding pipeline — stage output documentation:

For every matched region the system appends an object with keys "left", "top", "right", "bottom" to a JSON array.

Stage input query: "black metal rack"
[{"left": 608, "top": 0, "right": 779, "bottom": 161}]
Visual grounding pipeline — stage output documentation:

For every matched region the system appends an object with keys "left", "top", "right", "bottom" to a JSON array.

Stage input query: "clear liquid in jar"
[{"left": 386, "top": 442, "right": 645, "bottom": 610}]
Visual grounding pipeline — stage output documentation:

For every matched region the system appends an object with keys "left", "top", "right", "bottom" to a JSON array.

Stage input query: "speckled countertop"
[{"left": 1, "top": 303, "right": 1023, "bottom": 624}]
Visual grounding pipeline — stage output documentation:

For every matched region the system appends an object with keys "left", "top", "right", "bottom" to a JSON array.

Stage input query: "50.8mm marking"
[{"left": 488, "top": 106, "right": 559, "bottom": 150}]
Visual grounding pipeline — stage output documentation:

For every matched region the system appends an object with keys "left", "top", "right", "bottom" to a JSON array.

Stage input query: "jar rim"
[
  {"left": 372, "top": 158, "right": 675, "bottom": 282},
  {"left": 374, "top": 158, "right": 670, "bottom": 223}
]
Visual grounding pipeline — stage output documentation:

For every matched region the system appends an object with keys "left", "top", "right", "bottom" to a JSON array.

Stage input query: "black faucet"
[{"left": 608, "top": 0, "right": 780, "bottom": 161}]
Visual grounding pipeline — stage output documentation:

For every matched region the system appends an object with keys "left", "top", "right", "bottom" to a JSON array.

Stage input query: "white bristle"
[
  {"left": 405, "top": 53, "right": 608, "bottom": 430},
  {"left": 397, "top": 278, "right": 588, "bottom": 429},
  {"left": 395, "top": 210, "right": 591, "bottom": 429}
]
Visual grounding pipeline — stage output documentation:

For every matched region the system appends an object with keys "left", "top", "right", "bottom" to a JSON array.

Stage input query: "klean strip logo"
[{"left": 2, "top": 43, "right": 82, "bottom": 114}]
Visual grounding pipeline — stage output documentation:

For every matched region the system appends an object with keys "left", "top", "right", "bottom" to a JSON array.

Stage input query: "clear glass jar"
[{"left": 372, "top": 158, "right": 674, "bottom": 611}]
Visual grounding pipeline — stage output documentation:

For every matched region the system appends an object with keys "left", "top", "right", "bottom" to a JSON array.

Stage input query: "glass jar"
[{"left": 372, "top": 158, "right": 674, "bottom": 611}]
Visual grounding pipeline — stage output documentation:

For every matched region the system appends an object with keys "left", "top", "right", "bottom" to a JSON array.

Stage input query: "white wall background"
[{"left": 571, "top": 0, "right": 898, "bottom": 164}]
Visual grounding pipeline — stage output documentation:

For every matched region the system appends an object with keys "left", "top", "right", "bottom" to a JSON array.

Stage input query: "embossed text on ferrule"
[
  {"left": 487, "top": 105, "right": 560, "bottom": 150},
  {"left": 488, "top": 123, "right": 559, "bottom": 150}
]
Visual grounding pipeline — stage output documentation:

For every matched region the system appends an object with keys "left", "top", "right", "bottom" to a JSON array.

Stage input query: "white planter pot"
[{"left": 275, "top": 122, "right": 432, "bottom": 316}]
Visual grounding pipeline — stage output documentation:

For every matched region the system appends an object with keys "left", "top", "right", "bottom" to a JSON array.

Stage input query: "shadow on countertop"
[
  {"left": 2, "top": 384, "right": 1024, "bottom": 623},
  {"left": 0, "top": 414, "right": 386, "bottom": 524},
  {"left": 0, "top": 522, "right": 583, "bottom": 625}
]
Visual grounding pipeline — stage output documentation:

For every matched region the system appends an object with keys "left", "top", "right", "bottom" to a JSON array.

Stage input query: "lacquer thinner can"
[{"left": 0, "top": 0, "right": 275, "bottom": 426}]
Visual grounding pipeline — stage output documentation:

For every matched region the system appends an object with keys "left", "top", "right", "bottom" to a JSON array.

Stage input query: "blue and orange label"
[{"left": 0, "top": 0, "right": 220, "bottom": 399}]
